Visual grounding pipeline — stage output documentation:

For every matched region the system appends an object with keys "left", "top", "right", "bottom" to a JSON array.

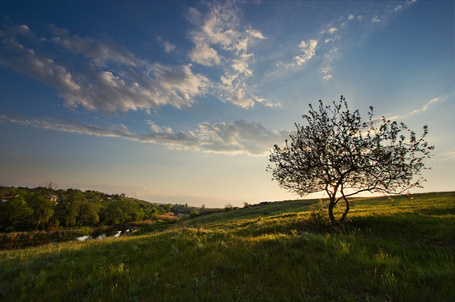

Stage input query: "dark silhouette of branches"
[{"left": 268, "top": 96, "right": 434, "bottom": 223}]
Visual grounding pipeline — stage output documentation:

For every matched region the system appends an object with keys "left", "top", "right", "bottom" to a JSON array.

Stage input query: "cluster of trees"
[{"left": 0, "top": 186, "right": 172, "bottom": 232}]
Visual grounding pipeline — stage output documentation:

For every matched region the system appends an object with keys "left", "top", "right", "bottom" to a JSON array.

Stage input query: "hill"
[{"left": 1, "top": 192, "right": 454, "bottom": 301}]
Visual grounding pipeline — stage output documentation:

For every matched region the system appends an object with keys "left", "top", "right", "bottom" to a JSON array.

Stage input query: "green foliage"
[
  {"left": 28, "top": 194, "right": 54, "bottom": 229},
  {"left": 189, "top": 210, "right": 200, "bottom": 219},
  {"left": 0, "top": 186, "right": 170, "bottom": 232},
  {"left": 224, "top": 204, "right": 234, "bottom": 211},
  {"left": 0, "top": 194, "right": 33, "bottom": 231},
  {"left": 100, "top": 199, "right": 146, "bottom": 224},
  {"left": 55, "top": 189, "right": 99, "bottom": 227},
  {"left": 0, "top": 192, "right": 454, "bottom": 301}
]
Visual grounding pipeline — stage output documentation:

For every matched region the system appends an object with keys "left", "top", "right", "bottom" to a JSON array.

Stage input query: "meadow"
[{"left": 1, "top": 192, "right": 454, "bottom": 301}]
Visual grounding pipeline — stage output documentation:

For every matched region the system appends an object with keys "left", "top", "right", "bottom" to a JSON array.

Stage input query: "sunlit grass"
[{"left": 1, "top": 192, "right": 454, "bottom": 301}]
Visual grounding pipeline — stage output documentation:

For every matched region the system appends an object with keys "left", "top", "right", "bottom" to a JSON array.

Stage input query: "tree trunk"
[
  {"left": 339, "top": 195, "right": 350, "bottom": 223},
  {"left": 328, "top": 196, "right": 350, "bottom": 224},
  {"left": 328, "top": 198, "right": 336, "bottom": 224}
]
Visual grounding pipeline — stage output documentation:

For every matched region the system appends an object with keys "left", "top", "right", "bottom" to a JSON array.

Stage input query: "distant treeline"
[{"left": 0, "top": 186, "right": 172, "bottom": 232}]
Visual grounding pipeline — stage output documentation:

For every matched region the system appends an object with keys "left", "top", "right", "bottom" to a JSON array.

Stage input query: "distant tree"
[
  {"left": 39, "top": 181, "right": 58, "bottom": 193},
  {"left": 100, "top": 199, "right": 144, "bottom": 225},
  {"left": 268, "top": 96, "right": 434, "bottom": 224},
  {"left": 224, "top": 204, "right": 234, "bottom": 211},
  {"left": 55, "top": 189, "right": 99, "bottom": 226},
  {"left": 189, "top": 210, "right": 200, "bottom": 219},
  {"left": 28, "top": 193, "right": 55, "bottom": 230},
  {"left": 163, "top": 204, "right": 172, "bottom": 214},
  {"left": 55, "top": 189, "right": 83, "bottom": 226},
  {"left": 0, "top": 192, "right": 33, "bottom": 231},
  {"left": 136, "top": 200, "right": 159, "bottom": 220}
]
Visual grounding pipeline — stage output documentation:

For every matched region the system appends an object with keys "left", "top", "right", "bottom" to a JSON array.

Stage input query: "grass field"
[{"left": 1, "top": 192, "right": 454, "bottom": 301}]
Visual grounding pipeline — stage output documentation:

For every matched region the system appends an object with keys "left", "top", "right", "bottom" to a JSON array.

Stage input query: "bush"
[
  {"left": 224, "top": 204, "right": 234, "bottom": 211},
  {"left": 189, "top": 211, "right": 200, "bottom": 219}
]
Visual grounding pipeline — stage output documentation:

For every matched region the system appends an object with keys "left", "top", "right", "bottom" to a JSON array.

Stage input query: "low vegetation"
[{"left": 1, "top": 192, "right": 454, "bottom": 301}]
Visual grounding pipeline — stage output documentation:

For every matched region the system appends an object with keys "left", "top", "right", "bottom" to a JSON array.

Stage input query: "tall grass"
[{"left": 1, "top": 192, "right": 454, "bottom": 301}]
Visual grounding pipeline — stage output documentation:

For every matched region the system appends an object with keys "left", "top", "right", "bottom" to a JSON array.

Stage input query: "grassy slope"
[{"left": 1, "top": 192, "right": 454, "bottom": 301}]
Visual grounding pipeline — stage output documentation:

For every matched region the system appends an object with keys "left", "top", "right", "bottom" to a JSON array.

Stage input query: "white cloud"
[
  {"left": 2, "top": 7, "right": 278, "bottom": 114},
  {"left": 323, "top": 74, "right": 333, "bottom": 81},
  {"left": 321, "top": 66, "right": 333, "bottom": 80},
  {"left": 0, "top": 38, "right": 82, "bottom": 101},
  {"left": 50, "top": 25, "right": 142, "bottom": 67},
  {"left": 185, "top": 7, "right": 202, "bottom": 25},
  {"left": 146, "top": 120, "right": 173, "bottom": 134},
  {"left": 231, "top": 54, "right": 253, "bottom": 76},
  {"left": 64, "top": 63, "right": 209, "bottom": 113},
  {"left": 156, "top": 36, "right": 176, "bottom": 54},
  {"left": 328, "top": 27, "right": 338, "bottom": 34},
  {"left": 187, "top": 3, "right": 275, "bottom": 109},
  {"left": 294, "top": 39, "right": 318, "bottom": 65},
  {"left": 189, "top": 42, "right": 221, "bottom": 66},
  {"left": 0, "top": 113, "right": 134, "bottom": 139},
  {"left": 163, "top": 41, "right": 176, "bottom": 53},
  {"left": 189, "top": 3, "right": 242, "bottom": 52},
  {"left": 347, "top": 14, "right": 355, "bottom": 20},
  {"left": 0, "top": 24, "right": 209, "bottom": 114},
  {"left": 371, "top": 16, "right": 381, "bottom": 23},
  {"left": 219, "top": 78, "right": 255, "bottom": 109},
  {"left": 255, "top": 97, "right": 282, "bottom": 109},
  {"left": 195, "top": 120, "right": 290, "bottom": 155},
  {"left": 246, "top": 28, "right": 265, "bottom": 40},
  {"left": 0, "top": 113, "right": 291, "bottom": 156},
  {"left": 394, "top": 5, "right": 403, "bottom": 12}
]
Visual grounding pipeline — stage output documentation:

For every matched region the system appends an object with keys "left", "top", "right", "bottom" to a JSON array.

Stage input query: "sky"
[{"left": 0, "top": 0, "right": 453, "bottom": 207}]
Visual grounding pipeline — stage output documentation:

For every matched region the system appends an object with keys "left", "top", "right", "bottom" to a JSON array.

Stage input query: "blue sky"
[{"left": 0, "top": 0, "right": 453, "bottom": 207}]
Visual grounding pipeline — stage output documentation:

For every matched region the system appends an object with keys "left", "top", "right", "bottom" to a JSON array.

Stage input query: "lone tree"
[{"left": 268, "top": 96, "right": 434, "bottom": 224}]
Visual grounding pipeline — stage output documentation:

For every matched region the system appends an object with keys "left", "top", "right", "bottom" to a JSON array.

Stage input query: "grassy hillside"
[{"left": 1, "top": 192, "right": 454, "bottom": 301}]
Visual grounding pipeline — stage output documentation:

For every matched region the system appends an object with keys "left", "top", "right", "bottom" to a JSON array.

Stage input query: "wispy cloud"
[
  {"left": 271, "top": 1, "right": 418, "bottom": 81},
  {"left": 387, "top": 94, "right": 450, "bottom": 120},
  {"left": 371, "top": 16, "right": 381, "bottom": 23},
  {"left": 0, "top": 112, "right": 291, "bottom": 156},
  {"left": 156, "top": 35, "right": 176, "bottom": 54},
  {"left": 189, "top": 42, "right": 221, "bottom": 66},
  {"left": 187, "top": 2, "right": 275, "bottom": 109},
  {"left": 294, "top": 40, "right": 318, "bottom": 66},
  {"left": 439, "top": 151, "right": 455, "bottom": 161},
  {"left": 50, "top": 24, "right": 143, "bottom": 67},
  {"left": 0, "top": 24, "right": 209, "bottom": 114},
  {"left": 328, "top": 27, "right": 338, "bottom": 34}
]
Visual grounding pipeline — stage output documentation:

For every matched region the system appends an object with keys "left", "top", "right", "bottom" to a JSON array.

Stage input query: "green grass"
[{"left": 1, "top": 192, "right": 454, "bottom": 301}]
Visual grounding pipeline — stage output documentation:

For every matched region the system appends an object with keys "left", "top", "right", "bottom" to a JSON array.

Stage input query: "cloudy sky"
[{"left": 0, "top": 1, "right": 453, "bottom": 207}]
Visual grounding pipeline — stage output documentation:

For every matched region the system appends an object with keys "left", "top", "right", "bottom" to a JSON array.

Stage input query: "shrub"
[{"left": 189, "top": 211, "right": 200, "bottom": 219}]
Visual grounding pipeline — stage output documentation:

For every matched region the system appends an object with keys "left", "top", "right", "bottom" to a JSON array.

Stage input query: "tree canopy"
[
  {"left": 0, "top": 186, "right": 171, "bottom": 232},
  {"left": 268, "top": 96, "right": 434, "bottom": 223}
]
